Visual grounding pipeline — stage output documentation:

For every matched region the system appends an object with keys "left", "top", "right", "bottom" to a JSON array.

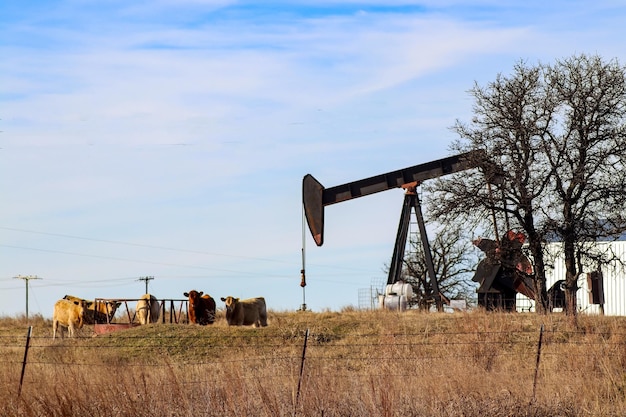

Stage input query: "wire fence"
[
  {"left": 2, "top": 324, "right": 626, "bottom": 417},
  {"left": 2, "top": 327, "right": 626, "bottom": 367}
]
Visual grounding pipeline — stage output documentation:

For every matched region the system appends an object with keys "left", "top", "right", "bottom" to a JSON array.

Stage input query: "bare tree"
[
  {"left": 542, "top": 55, "right": 626, "bottom": 313},
  {"left": 399, "top": 223, "right": 478, "bottom": 310},
  {"left": 427, "top": 60, "right": 555, "bottom": 312},
  {"left": 428, "top": 54, "right": 626, "bottom": 315}
]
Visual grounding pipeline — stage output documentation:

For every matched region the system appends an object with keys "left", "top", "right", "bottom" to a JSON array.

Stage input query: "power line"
[
  {"left": 0, "top": 226, "right": 296, "bottom": 265},
  {"left": 0, "top": 226, "right": 378, "bottom": 274},
  {"left": 0, "top": 244, "right": 374, "bottom": 281},
  {"left": 0, "top": 243, "right": 374, "bottom": 277},
  {"left": 0, "top": 244, "right": 291, "bottom": 275}
]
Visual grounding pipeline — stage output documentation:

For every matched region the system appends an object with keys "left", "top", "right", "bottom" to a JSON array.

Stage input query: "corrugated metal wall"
[{"left": 517, "top": 241, "right": 626, "bottom": 316}]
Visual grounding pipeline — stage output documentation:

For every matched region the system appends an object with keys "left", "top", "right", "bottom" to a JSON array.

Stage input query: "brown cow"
[
  {"left": 53, "top": 298, "right": 87, "bottom": 339},
  {"left": 63, "top": 295, "right": 121, "bottom": 324},
  {"left": 220, "top": 296, "right": 268, "bottom": 327},
  {"left": 183, "top": 290, "right": 216, "bottom": 325}
]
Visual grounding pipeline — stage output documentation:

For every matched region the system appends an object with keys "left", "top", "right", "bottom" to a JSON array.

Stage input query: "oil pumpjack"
[{"left": 302, "top": 150, "right": 485, "bottom": 311}]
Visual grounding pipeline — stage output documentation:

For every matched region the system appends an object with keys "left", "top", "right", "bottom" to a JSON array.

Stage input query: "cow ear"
[
  {"left": 235, "top": 298, "right": 240, "bottom": 302},
  {"left": 199, "top": 291, "right": 203, "bottom": 296},
  {"left": 220, "top": 297, "right": 226, "bottom": 301},
  {"left": 183, "top": 292, "right": 189, "bottom": 297}
]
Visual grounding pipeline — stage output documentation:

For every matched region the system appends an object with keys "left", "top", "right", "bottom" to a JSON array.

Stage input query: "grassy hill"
[{"left": 2, "top": 309, "right": 625, "bottom": 416}]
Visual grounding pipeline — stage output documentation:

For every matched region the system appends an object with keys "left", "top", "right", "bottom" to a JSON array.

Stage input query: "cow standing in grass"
[
  {"left": 53, "top": 298, "right": 87, "bottom": 339},
  {"left": 220, "top": 296, "right": 268, "bottom": 327},
  {"left": 136, "top": 294, "right": 160, "bottom": 324},
  {"left": 183, "top": 290, "right": 216, "bottom": 325},
  {"left": 63, "top": 295, "right": 121, "bottom": 324}
]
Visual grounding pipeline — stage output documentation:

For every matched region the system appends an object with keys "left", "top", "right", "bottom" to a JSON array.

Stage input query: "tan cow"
[
  {"left": 63, "top": 295, "right": 121, "bottom": 324},
  {"left": 53, "top": 298, "right": 87, "bottom": 339},
  {"left": 220, "top": 296, "right": 268, "bottom": 327},
  {"left": 136, "top": 293, "right": 160, "bottom": 325}
]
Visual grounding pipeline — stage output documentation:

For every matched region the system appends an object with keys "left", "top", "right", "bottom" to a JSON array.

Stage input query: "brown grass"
[{"left": 1, "top": 309, "right": 625, "bottom": 416}]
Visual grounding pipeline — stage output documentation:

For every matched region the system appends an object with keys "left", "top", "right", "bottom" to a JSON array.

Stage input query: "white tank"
[
  {"left": 382, "top": 295, "right": 408, "bottom": 310},
  {"left": 385, "top": 281, "right": 413, "bottom": 298},
  {"left": 381, "top": 281, "right": 413, "bottom": 311}
]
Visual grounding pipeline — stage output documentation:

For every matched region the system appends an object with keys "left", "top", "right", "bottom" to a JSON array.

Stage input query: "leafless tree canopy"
[
  {"left": 401, "top": 223, "right": 478, "bottom": 309},
  {"left": 426, "top": 54, "right": 626, "bottom": 315}
]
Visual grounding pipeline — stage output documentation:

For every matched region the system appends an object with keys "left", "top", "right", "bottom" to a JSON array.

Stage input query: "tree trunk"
[
  {"left": 563, "top": 240, "right": 579, "bottom": 316},
  {"left": 528, "top": 237, "right": 548, "bottom": 314},
  {"left": 564, "top": 280, "right": 578, "bottom": 315}
]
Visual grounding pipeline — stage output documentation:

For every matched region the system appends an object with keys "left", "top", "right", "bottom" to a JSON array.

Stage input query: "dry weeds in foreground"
[{"left": 1, "top": 309, "right": 625, "bottom": 416}]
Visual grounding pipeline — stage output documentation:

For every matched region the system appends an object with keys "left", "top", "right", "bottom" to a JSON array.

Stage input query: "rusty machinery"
[
  {"left": 302, "top": 151, "right": 484, "bottom": 311},
  {"left": 471, "top": 230, "right": 536, "bottom": 311}
]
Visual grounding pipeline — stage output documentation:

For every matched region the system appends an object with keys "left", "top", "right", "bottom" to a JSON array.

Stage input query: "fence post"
[
  {"left": 294, "top": 328, "right": 309, "bottom": 415},
  {"left": 531, "top": 324, "right": 544, "bottom": 402},
  {"left": 18, "top": 326, "right": 33, "bottom": 397}
]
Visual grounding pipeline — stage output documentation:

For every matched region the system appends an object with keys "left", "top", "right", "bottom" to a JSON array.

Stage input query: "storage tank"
[{"left": 380, "top": 281, "right": 413, "bottom": 311}]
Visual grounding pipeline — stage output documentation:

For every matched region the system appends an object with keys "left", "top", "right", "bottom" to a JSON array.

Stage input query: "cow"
[
  {"left": 220, "top": 296, "right": 268, "bottom": 327},
  {"left": 63, "top": 295, "right": 121, "bottom": 324},
  {"left": 53, "top": 298, "right": 87, "bottom": 339},
  {"left": 183, "top": 290, "right": 216, "bottom": 325},
  {"left": 136, "top": 293, "right": 160, "bottom": 325}
]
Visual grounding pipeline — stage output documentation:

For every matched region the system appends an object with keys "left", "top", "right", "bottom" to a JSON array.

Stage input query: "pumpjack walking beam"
[
  {"left": 302, "top": 150, "right": 485, "bottom": 311},
  {"left": 303, "top": 150, "right": 484, "bottom": 246}
]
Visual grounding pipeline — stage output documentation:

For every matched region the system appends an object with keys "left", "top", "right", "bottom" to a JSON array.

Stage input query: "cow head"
[
  {"left": 184, "top": 290, "right": 203, "bottom": 306},
  {"left": 106, "top": 301, "right": 122, "bottom": 318},
  {"left": 91, "top": 300, "right": 121, "bottom": 322},
  {"left": 220, "top": 296, "right": 239, "bottom": 313}
]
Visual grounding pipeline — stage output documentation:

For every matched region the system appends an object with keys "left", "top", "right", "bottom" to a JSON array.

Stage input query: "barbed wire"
[
  {"left": 1, "top": 328, "right": 625, "bottom": 349},
  {"left": 0, "top": 349, "right": 612, "bottom": 367},
  {"left": 0, "top": 328, "right": 622, "bottom": 375},
  {"left": 4, "top": 327, "right": 626, "bottom": 339}
]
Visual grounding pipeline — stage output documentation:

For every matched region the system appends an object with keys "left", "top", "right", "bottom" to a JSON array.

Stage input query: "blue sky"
[{"left": 2, "top": 0, "right": 625, "bottom": 317}]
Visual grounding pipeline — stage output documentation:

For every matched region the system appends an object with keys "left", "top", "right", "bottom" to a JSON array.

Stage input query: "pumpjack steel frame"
[{"left": 387, "top": 182, "right": 442, "bottom": 308}]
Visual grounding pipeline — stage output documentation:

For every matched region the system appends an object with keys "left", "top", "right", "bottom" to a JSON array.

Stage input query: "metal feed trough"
[{"left": 93, "top": 298, "right": 190, "bottom": 335}]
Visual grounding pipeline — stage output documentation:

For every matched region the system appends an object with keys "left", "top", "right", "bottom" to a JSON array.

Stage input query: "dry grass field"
[{"left": 1, "top": 308, "right": 626, "bottom": 416}]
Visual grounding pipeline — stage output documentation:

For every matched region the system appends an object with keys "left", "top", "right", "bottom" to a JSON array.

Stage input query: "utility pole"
[
  {"left": 137, "top": 276, "right": 154, "bottom": 294},
  {"left": 14, "top": 275, "right": 42, "bottom": 319}
]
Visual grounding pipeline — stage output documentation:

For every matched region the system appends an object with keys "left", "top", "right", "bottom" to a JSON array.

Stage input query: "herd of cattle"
[{"left": 52, "top": 290, "right": 268, "bottom": 339}]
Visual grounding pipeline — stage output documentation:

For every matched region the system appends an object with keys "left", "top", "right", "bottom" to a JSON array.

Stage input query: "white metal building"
[{"left": 517, "top": 240, "right": 626, "bottom": 315}]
